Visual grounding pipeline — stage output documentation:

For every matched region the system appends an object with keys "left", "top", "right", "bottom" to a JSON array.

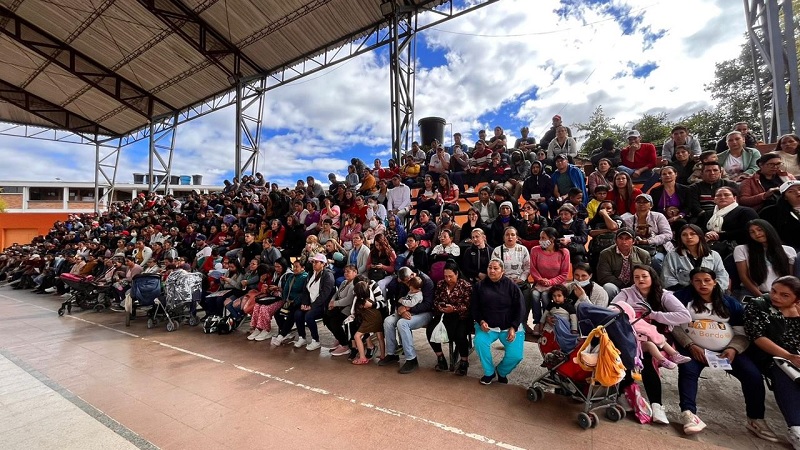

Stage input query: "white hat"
[
  {"left": 780, "top": 180, "right": 800, "bottom": 194},
  {"left": 310, "top": 253, "right": 327, "bottom": 263},
  {"left": 499, "top": 201, "right": 513, "bottom": 210},
  {"left": 626, "top": 130, "right": 641, "bottom": 138}
]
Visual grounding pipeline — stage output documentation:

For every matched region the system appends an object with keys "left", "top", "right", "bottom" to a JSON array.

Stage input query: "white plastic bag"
[{"left": 430, "top": 316, "right": 449, "bottom": 344}]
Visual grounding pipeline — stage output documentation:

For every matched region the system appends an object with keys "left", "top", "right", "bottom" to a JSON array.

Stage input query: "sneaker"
[
  {"left": 680, "top": 410, "right": 706, "bottom": 435},
  {"left": 746, "top": 418, "right": 780, "bottom": 443},
  {"left": 365, "top": 347, "right": 375, "bottom": 359},
  {"left": 454, "top": 360, "right": 469, "bottom": 376},
  {"left": 669, "top": 354, "right": 692, "bottom": 365},
  {"left": 480, "top": 374, "right": 494, "bottom": 385},
  {"left": 247, "top": 329, "right": 261, "bottom": 340},
  {"left": 110, "top": 303, "right": 125, "bottom": 312},
  {"left": 398, "top": 358, "right": 419, "bottom": 374},
  {"left": 377, "top": 355, "right": 400, "bottom": 366},
  {"left": 271, "top": 334, "right": 287, "bottom": 346},
  {"left": 651, "top": 403, "right": 669, "bottom": 425},
  {"left": 330, "top": 345, "right": 350, "bottom": 356},
  {"left": 466, "top": 187, "right": 475, "bottom": 193},
  {"left": 658, "top": 358, "right": 677, "bottom": 370},
  {"left": 61, "top": 293, "right": 72, "bottom": 298},
  {"left": 44, "top": 287, "right": 56, "bottom": 293},
  {"left": 787, "top": 426, "right": 800, "bottom": 450},
  {"left": 305, "top": 340, "right": 321, "bottom": 351},
  {"left": 496, "top": 371, "right": 508, "bottom": 384},
  {"left": 435, "top": 355, "right": 448, "bottom": 372},
  {"left": 294, "top": 337, "right": 307, "bottom": 348},
  {"left": 254, "top": 329, "right": 272, "bottom": 341}
]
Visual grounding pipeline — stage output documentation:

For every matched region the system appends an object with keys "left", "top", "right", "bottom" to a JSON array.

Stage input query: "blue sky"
[{"left": 0, "top": 0, "right": 747, "bottom": 187}]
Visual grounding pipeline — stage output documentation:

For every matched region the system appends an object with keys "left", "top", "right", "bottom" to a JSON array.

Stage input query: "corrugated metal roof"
[{"left": 0, "top": 0, "right": 441, "bottom": 137}]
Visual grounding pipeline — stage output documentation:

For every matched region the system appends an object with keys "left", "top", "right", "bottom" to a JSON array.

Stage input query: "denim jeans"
[
  {"left": 530, "top": 290, "right": 550, "bottom": 323},
  {"left": 294, "top": 305, "right": 324, "bottom": 341},
  {"left": 771, "top": 364, "right": 800, "bottom": 426},
  {"left": 677, "top": 346, "right": 765, "bottom": 419},
  {"left": 384, "top": 312, "right": 432, "bottom": 360}
]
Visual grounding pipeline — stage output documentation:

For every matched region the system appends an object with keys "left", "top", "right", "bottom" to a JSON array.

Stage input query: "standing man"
[{"left": 540, "top": 115, "right": 572, "bottom": 150}]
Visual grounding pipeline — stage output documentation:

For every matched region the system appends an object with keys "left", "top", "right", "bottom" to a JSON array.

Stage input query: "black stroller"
[
  {"left": 125, "top": 273, "right": 163, "bottom": 328},
  {"left": 57, "top": 274, "right": 112, "bottom": 316}
]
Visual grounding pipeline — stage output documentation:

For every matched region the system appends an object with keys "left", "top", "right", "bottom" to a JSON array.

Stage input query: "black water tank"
[{"left": 417, "top": 117, "right": 446, "bottom": 148}]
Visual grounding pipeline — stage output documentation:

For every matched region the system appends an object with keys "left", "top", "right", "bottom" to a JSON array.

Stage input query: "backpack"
[{"left": 203, "top": 315, "right": 223, "bottom": 334}]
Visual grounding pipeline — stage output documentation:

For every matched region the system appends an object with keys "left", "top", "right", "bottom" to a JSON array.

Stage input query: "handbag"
[
  {"left": 256, "top": 296, "right": 282, "bottom": 306},
  {"left": 368, "top": 267, "right": 388, "bottom": 281},
  {"left": 430, "top": 315, "right": 449, "bottom": 344}
]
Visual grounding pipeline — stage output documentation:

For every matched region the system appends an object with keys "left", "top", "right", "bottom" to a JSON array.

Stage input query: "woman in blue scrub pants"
[{"left": 471, "top": 258, "right": 527, "bottom": 385}]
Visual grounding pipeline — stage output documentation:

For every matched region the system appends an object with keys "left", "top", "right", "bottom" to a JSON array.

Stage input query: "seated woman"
[
  {"left": 317, "top": 219, "right": 339, "bottom": 245},
  {"left": 521, "top": 161, "right": 554, "bottom": 218},
  {"left": 587, "top": 157, "right": 615, "bottom": 197},
  {"left": 339, "top": 213, "right": 362, "bottom": 252},
  {"left": 415, "top": 175, "right": 439, "bottom": 220},
  {"left": 704, "top": 186, "right": 759, "bottom": 260},
  {"left": 438, "top": 174, "right": 460, "bottom": 214},
  {"left": 271, "top": 260, "right": 310, "bottom": 345},
  {"left": 303, "top": 201, "right": 321, "bottom": 236},
  {"left": 663, "top": 224, "right": 729, "bottom": 292},
  {"left": 324, "top": 264, "right": 358, "bottom": 357},
  {"left": 385, "top": 212, "right": 407, "bottom": 252},
  {"left": 265, "top": 219, "right": 286, "bottom": 249},
  {"left": 319, "top": 196, "right": 341, "bottom": 230},
  {"left": 517, "top": 201, "right": 549, "bottom": 251},
  {"left": 291, "top": 254, "right": 335, "bottom": 351},
  {"left": 460, "top": 207, "right": 487, "bottom": 245},
  {"left": 199, "top": 260, "right": 244, "bottom": 317},
  {"left": 426, "top": 261, "right": 473, "bottom": 375},
  {"left": 760, "top": 180, "right": 800, "bottom": 250},
  {"left": 529, "top": 227, "right": 570, "bottom": 333},
  {"left": 743, "top": 276, "right": 800, "bottom": 446},
  {"left": 551, "top": 203, "right": 588, "bottom": 265},
  {"left": 739, "top": 152, "right": 795, "bottom": 212},
  {"left": 776, "top": 133, "right": 800, "bottom": 177},
  {"left": 735, "top": 219, "right": 796, "bottom": 298},
  {"left": 298, "top": 235, "right": 324, "bottom": 272},
  {"left": 472, "top": 258, "right": 527, "bottom": 385},
  {"left": 247, "top": 259, "right": 290, "bottom": 341},
  {"left": 608, "top": 172, "right": 641, "bottom": 215},
  {"left": 367, "top": 233, "right": 396, "bottom": 297},
  {"left": 282, "top": 215, "right": 305, "bottom": 258},
  {"left": 670, "top": 145, "right": 695, "bottom": 186},
  {"left": 564, "top": 262, "right": 609, "bottom": 307},
  {"left": 649, "top": 166, "right": 690, "bottom": 236},
  {"left": 613, "top": 264, "right": 691, "bottom": 425},
  {"left": 671, "top": 268, "right": 766, "bottom": 437}
]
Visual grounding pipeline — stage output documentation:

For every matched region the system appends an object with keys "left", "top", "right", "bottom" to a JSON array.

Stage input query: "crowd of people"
[{"left": 0, "top": 117, "right": 799, "bottom": 447}]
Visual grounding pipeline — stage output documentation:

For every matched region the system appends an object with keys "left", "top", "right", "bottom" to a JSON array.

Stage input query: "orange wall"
[{"left": 0, "top": 212, "right": 68, "bottom": 250}]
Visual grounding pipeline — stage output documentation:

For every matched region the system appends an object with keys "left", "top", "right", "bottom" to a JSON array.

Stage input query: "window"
[
  {"left": 69, "top": 188, "right": 95, "bottom": 201},
  {"left": 29, "top": 187, "right": 63, "bottom": 201},
  {"left": 0, "top": 186, "right": 23, "bottom": 194}
]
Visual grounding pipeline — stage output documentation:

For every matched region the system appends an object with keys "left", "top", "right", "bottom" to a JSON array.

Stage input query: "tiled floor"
[{"left": 0, "top": 288, "right": 790, "bottom": 450}]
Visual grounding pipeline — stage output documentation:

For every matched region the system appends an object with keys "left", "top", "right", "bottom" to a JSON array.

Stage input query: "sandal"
[{"left": 352, "top": 357, "right": 370, "bottom": 365}]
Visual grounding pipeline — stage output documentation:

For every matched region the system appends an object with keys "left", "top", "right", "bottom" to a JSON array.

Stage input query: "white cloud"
[{"left": 0, "top": 0, "right": 747, "bottom": 185}]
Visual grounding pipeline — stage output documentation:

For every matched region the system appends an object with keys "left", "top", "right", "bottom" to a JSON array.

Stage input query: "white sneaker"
[
  {"left": 44, "top": 287, "right": 56, "bottom": 293},
  {"left": 787, "top": 426, "right": 800, "bottom": 450},
  {"left": 61, "top": 293, "right": 72, "bottom": 298},
  {"left": 680, "top": 410, "right": 706, "bottom": 435},
  {"left": 247, "top": 329, "right": 261, "bottom": 340},
  {"left": 466, "top": 187, "right": 475, "bottom": 193},
  {"left": 651, "top": 403, "right": 669, "bottom": 424},
  {"left": 305, "top": 340, "right": 321, "bottom": 351},
  {"left": 746, "top": 418, "right": 780, "bottom": 442},
  {"left": 254, "top": 329, "right": 271, "bottom": 341},
  {"left": 271, "top": 334, "right": 286, "bottom": 346},
  {"left": 294, "top": 337, "right": 307, "bottom": 348}
]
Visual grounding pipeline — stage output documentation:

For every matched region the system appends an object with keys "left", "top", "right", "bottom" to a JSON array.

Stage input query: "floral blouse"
[
  {"left": 744, "top": 299, "right": 800, "bottom": 355},
  {"left": 434, "top": 278, "right": 472, "bottom": 320}
]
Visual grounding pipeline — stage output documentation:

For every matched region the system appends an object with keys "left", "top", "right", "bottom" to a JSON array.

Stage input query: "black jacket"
[
  {"left": 472, "top": 276, "right": 526, "bottom": 331},
  {"left": 460, "top": 244, "right": 493, "bottom": 281},
  {"left": 649, "top": 183, "right": 691, "bottom": 215},
  {"left": 760, "top": 198, "right": 800, "bottom": 250}
]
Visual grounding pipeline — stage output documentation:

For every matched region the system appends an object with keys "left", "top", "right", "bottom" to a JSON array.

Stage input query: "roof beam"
[
  {"left": 0, "top": 5, "right": 175, "bottom": 119},
  {"left": 0, "top": 79, "right": 115, "bottom": 136},
  {"left": 137, "top": 0, "right": 265, "bottom": 79}
]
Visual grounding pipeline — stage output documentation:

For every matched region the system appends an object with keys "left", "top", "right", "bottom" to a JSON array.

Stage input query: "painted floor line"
[{"left": 7, "top": 295, "right": 527, "bottom": 450}]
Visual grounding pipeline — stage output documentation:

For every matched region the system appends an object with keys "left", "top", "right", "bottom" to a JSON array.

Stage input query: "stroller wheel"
[
  {"left": 605, "top": 405, "right": 623, "bottom": 422},
  {"left": 147, "top": 318, "right": 155, "bottom": 329},
  {"left": 57, "top": 307, "right": 65, "bottom": 317},
  {"left": 588, "top": 412, "right": 599, "bottom": 428},
  {"left": 94, "top": 304, "right": 105, "bottom": 313},
  {"left": 527, "top": 386, "right": 544, "bottom": 402},
  {"left": 188, "top": 316, "right": 199, "bottom": 327},
  {"left": 166, "top": 321, "right": 176, "bottom": 332},
  {"left": 577, "top": 412, "right": 592, "bottom": 430}
]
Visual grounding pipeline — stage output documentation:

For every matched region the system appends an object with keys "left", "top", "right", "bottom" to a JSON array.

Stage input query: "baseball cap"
[
  {"left": 616, "top": 227, "right": 635, "bottom": 238},
  {"left": 635, "top": 193, "right": 653, "bottom": 204},
  {"left": 553, "top": 115, "right": 561, "bottom": 121},
  {"left": 779, "top": 180, "right": 800, "bottom": 194},
  {"left": 626, "top": 130, "right": 641, "bottom": 138}
]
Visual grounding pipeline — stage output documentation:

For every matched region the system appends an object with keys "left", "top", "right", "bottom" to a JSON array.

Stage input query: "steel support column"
[
  {"left": 234, "top": 78, "right": 266, "bottom": 180},
  {"left": 744, "top": 0, "right": 800, "bottom": 141},
  {"left": 94, "top": 138, "right": 122, "bottom": 212},
  {"left": 148, "top": 114, "right": 178, "bottom": 193},
  {"left": 389, "top": 4, "right": 417, "bottom": 162}
]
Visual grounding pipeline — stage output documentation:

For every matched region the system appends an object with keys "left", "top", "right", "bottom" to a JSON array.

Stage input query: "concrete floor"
[{"left": 0, "top": 287, "right": 791, "bottom": 450}]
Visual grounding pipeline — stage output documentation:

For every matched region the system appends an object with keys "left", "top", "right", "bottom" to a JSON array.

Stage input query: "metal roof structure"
[{"left": 0, "top": 0, "right": 449, "bottom": 138}]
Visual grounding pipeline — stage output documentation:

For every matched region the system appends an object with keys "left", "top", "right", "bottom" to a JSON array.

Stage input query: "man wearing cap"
[
  {"left": 662, "top": 125, "right": 702, "bottom": 163},
  {"left": 687, "top": 161, "right": 738, "bottom": 225},
  {"left": 379, "top": 267, "right": 434, "bottom": 373},
  {"left": 621, "top": 193, "right": 673, "bottom": 274},
  {"left": 192, "top": 234, "right": 212, "bottom": 269},
  {"left": 596, "top": 227, "right": 652, "bottom": 299},
  {"left": 427, "top": 144, "right": 451, "bottom": 185},
  {"left": 540, "top": 115, "right": 572, "bottom": 150},
  {"left": 760, "top": 180, "right": 800, "bottom": 250},
  {"left": 618, "top": 130, "right": 660, "bottom": 192},
  {"left": 550, "top": 153, "right": 588, "bottom": 216}
]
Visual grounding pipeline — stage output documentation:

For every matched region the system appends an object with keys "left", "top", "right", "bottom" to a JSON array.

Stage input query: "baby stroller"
[
  {"left": 157, "top": 269, "right": 202, "bottom": 331},
  {"left": 57, "top": 273, "right": 109, "bottom": 316},
  {"left": 125, "top": 273, "right": 163, "bottom": 327},
  {"left": 527, "top": 302, "right": 642, "bottom": 429}
]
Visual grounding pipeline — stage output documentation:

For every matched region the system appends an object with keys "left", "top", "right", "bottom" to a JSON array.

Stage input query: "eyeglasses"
[{"left": 763, "top": 162, "right": 782, "bottom": 167}]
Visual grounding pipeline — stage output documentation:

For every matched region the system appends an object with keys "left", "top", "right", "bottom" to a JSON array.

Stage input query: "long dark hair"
[
  {"left": 772, "top": 275, "right": 800, "bottom": 301},
  {"left": 676, "top": 224, "right": 709, "bottom": 258},
  {"left": 632, "top": 264, "right": 664, "bottom": 312},
  {"left": 688, "top": 267, "right": 729, "bottom": 318},
  {"left": 539, "top": 227, "right": 562, "bottom": 250},
  {"left": 746, "top": 219, "right": 791, "bottom": 285},
  {"left": 613, "top": 172, "right": 634, "bottom": 203}
]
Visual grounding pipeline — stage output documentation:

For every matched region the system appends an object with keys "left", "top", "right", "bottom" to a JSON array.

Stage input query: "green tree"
[
  {"left": 633, "top": 112, "right": 672, "bottom": 146},
  {"left": 574, "top": 105, "right": 623, "bottom": 156}
]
